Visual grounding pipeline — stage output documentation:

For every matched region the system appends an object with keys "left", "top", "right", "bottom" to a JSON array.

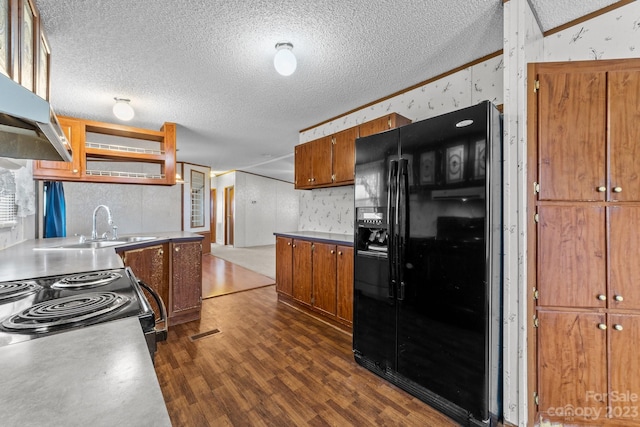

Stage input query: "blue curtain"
[{"left": 44, "top": 181, "right": 66, "bottom": 238}]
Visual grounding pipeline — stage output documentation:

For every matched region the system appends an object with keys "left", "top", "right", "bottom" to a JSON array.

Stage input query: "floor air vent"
[{"left": 189, "top": 328, "right": 221, "bottom": 342}]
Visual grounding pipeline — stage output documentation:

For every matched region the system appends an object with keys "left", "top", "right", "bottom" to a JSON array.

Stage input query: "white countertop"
[{"left": 0, "top": 316, "right": 171, "bottom": 427}]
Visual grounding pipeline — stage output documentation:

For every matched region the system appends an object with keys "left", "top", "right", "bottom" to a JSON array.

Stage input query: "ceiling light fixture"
[
  {"left": 274, "top": 42, "right": 296, "bottom": 76},
  {"left": 112, "top": 97, "right": 134, "bottom": 121}
]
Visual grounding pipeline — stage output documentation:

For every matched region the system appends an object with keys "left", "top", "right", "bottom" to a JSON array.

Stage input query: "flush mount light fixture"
[
  {"left": 274, "top": 42, "right": 296, "bottom": 76},
  {"left": 112, "top": 97, "right": 134, "bottom": 121}
]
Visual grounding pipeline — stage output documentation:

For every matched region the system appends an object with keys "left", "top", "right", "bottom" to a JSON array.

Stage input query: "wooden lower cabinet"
[
  {"left": 538, "top": 310, "right": 640, "bottom": 425},
  {"left": 119, "top": 244, "right": 169, "bottom": 326},
  {"left": 119, "top": 238, "right": 203, "bottom": 327},
  {"left": 275, "top": 236, "right": 354, "bottom": 329},
  {"left": 336, "top": 246, "right": 354, "bottom": 323},
  {"left": 170, "top": 240, "right": 203, "bottom": 325},
  {"left": 275, "top": 237, "right": 293, "bottom": 296}
]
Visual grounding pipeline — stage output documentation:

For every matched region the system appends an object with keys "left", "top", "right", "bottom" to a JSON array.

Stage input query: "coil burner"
[
  {"left": 51, "top": 271, "right": 123, "bottom": 289},
  {"left": 1, "top": 292, "right": 130, "bottom": 333},
  {"left": 0, "top": 281, "right": 42, "bottom": 302}
]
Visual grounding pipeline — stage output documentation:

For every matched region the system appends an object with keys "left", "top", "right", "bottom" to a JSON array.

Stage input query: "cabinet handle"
[
  {"left": 598, "top": 323, "right": 607, "bottom": 330},
  {"left": 159, "top": 249, "right": 164, "bottom": 255},
  {"left": 311, "top": 178, "right": 316, "bottom": 182},
  {"left": 338, "top": 251, "right": 342, "bottom": 255},
  {"left": 175, "top": 247, "right": 180, "bottom": 252},
  {"left": 287, "top": 242, "right": 291, "bottom": 246},
  {"left": 72, "top": 169, "right": 79, "bottom": 174},
  {"left": 614, "top": 324, "right": 623, "bottom": 331},
  {"left": 597, "top": 294, "right": 606, "bottom": 301},
  {"left": 613, "top": 186, "right": 622, "bottom": 193},
  {"left": 292, "top": 244, "right": 296, "bottom": 248},
  {"left": 615, "top": 295, "right": 624, "bottom": 302},
  {"left": 330, "top": 250, "right": 335, "bottom": 254},
  {"left": 307, "top": 178, "right": 311, "bottom": 182},
  {"left": 597, "top": 186, "right": 606, "bottom": 192}
]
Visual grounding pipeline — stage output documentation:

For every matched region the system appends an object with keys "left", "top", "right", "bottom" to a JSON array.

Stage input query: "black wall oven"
[{"left": 0, "top": 267, "right": 166, "bottom": 361}]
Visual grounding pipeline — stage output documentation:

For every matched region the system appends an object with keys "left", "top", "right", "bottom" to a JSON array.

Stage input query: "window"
[
  {"left": 0, "top": 170, "right": 17, "bottom": 228},
  {"left": 190, "top": 169, "right": 205, "bottom": 228}
]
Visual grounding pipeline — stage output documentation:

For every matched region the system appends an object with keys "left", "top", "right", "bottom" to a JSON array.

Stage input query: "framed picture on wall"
[
  {"left": 36, "top": 29, "right": 50, "bottom": 99},
  {"left": 473, "top": 140, "right": 486, "bottom": 180},
  {"left": 20, "top": 0, "right": 35, "bottom": 91},
  {"left": 445, "top": 144, "right": 464, "bottom": 183},
  {"left": 419, "top": 151, "right": 435, "bottom": 185}
]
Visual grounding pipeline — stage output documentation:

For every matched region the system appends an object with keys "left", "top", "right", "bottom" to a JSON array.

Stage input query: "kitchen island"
[{"left": 0, "top": 232, "right": 202, "bottom": 426}]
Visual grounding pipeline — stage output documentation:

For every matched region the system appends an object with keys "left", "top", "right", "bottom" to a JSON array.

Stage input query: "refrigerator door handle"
[
  {"left": 387, "top": 160, "right": 398, "bottom": 298},
  {"left": 397, "top": 158, "right": 409, "bottom": 301}
]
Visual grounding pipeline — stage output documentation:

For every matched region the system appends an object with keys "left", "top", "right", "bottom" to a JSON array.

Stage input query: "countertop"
[
  {"left": 0, "top": 316, "right": 171, "bottom": 427},
  {"left": 274, "top": 230, "right": 353, "bottom": 246},
  {"left": 0, "top": 231, "right": 203, "bottom": 282}
]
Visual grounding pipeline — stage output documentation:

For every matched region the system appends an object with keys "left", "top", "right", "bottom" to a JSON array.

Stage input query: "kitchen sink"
[{"left": 34, "top": 236, "right": 158, "bottom": 250}]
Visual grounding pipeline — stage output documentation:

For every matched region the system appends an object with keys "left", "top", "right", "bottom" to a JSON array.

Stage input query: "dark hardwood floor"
[
  {"left": 202, "top": 254, "right": 274, "bottom": 299},
  {"left": 155, "top": 257, "right": 458, "bottom": 426}
]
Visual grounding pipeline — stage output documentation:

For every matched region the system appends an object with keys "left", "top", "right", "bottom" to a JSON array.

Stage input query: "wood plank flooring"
[
  {"left": 155, "top": 257, "right": 458, "bottom": 426},
  {"left": 202, "top": 254, "right": 274, "bottom": 299}
]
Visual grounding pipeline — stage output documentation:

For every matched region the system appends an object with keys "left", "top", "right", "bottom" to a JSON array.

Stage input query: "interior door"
[
  {"left": 210, "top": 188, "right": 216, "bottom": 243},
  {"left": 224, "top": 186, "right": 234, "bottom": 246}
]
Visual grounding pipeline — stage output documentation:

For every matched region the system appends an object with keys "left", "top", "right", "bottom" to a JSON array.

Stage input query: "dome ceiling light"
[
  {"left": 112, "top": 97, "right": 135, "bottom": 121},
  {"left": 274, "top": 42, "right": 296, "bottom": 76}
]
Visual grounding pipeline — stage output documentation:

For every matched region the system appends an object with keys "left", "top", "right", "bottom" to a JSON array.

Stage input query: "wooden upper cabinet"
[
  {"left": 537, "top": 205, "right": 606, "bottom": 308},
  {"left": 358, "top": 113, "right": 412, "bottom": 138},
  {"left": 292, "top": 239, "right": 313, "bottom": 305},
  {"left": 33, "top": 117, "right": 84, "bottom": 180},
  {"left": 312, "top": 242, "right": 337, "bottom": 316},
  {"left": 311, "top": 137, "right": 333, "bottom": 186},
  {"left": 537, "top": 71, "right": 606, "bottom": 201},
  {"left": 609, "top": 70, "right": 640, "bottom": 202},
  {"left": 332, "top": 127, "right": 358, "bottom": 184},
  {"left": 294, "top": 142, "right": 312, "bottom": 188},
  {"left": 275, "top": 236, "right": 293, "bottom": 297}
]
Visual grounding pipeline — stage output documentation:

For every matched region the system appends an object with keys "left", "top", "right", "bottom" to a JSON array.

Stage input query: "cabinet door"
[
  {"left": 171, "top": 241, "right": 202, "bottom": 316},
  {"left": 275, "top": 237, "right": 293, "bottom": 296},
  {"left": 311, "top": 136, "right": 333, "bottom": 186},
  {"left": 609, "top": 313, "right": 640, "bottom": 421},
  {"left": 33, "top": 117, "right": 84, "bottom": 180},
  {"left": 336, "top": 245, "right": 354, "bottom": 323},
  {"left": 120, "top": 244, "right": 169, "bottom": 323},
  {"left": 538, "top": 205, "right": 606, "bottom": 308},
  {"left": 292, "top": 240, "right": 312, "bottom": 305},
  {"left": 294, "top": 142, "right": 312, "bottom": 189},
  {"left": 609, "top": 70, "right": 640, "bottom": 202},
  {"left": 609, "top": 206, "right": 640, "bottom": 310},
  {"left": 537, "top": 310, "right": 607, "bottom": 422},
  {"left": 332, "top": 127, "right": 358, "bottom": 184},
  {"left": 312, "top": 242, "right": 337, "bottom": 315},
  {"left": 537, "top": 71, "right": 606, "bottom": 201}
]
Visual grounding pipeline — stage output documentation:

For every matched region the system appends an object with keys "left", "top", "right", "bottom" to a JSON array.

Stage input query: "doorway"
[
  {"left": 210, "top": 188, "right": 216, "bottom": 243},
  {"left": 224, "top": 186, "right": 234, "bottom": 246}
]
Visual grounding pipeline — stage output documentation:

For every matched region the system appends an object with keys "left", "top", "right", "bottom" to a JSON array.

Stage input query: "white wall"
[
  {"left": 213, "top": 171, "right": 298, "bottom": 247},
  {"left": 298, "top": 186, "right": 353, "bottom": 235}
]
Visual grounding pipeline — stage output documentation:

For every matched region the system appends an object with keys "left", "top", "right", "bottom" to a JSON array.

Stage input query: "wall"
[
  {"left": 64, "top": 180, "right": 181, "bottom": 237},
  {"left": 298, "top": 186, "right": 353, "bottom": 234},
  {"left": 212, "top": 171, "right": 298, "bottom": 247}
]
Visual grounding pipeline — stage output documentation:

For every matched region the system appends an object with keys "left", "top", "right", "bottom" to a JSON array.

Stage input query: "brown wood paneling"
[
  {"left": 609, "top": 206, "right": 640, "bottom": 310},
  {"left": 312, "top": 242, "right": 337, "bottom": 316},
  {"left": 332, "top": 127, "right": 358, "bottom": 184},
  {"left": 537, "top": 310, "right": 607, "bottom": 422},
  {"left": 609, "top": 313, "right": 640, "bottom": 421},
  {"left": 275, "top": 237, "right": 293, "bottom": 297},
  {"left": 537, "top": 71, "right": 606, "bottom": 201},
  {"left": 336, "top": 245, "right": 354, "bottom": 323},
  {"left": 33, "top": 117, "right": 84, "bottom": 180},
  {"left": 538, "top": 205, "right": 606, "bottom": 308},
  {"left": 292, "top": 239, "right": 312, "bottom": 305},
  {"left": 609, "top": 70, "right": 640, "bottom": 202}
]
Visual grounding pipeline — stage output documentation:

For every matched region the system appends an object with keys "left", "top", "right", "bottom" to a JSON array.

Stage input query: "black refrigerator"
[{"left": 353, "top": 101, "right": 502, "bottom": 426}]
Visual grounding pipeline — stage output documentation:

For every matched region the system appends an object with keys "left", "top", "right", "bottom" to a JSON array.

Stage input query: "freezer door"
[{"left": 396, "top": 101, "right": 497, "bottom": 421}]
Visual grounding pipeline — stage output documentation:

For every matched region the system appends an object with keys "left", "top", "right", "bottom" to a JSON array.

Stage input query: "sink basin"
[{"left": 34, "top": 236, "right": 158, "bottom": 250}]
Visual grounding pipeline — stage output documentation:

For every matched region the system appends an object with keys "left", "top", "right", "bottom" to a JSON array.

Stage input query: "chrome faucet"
[{"left": 91, "top": 205, "right": 118, "bottom": 240}]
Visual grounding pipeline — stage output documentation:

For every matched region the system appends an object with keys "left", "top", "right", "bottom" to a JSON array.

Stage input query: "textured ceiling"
[{"left": 33, "top": 0, "right": 618, "bottom": 182}]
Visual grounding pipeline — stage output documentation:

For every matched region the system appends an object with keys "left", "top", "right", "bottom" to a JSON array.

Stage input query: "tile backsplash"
[{"left": 298, "top": 186, "right": 354, "bottom": 235}]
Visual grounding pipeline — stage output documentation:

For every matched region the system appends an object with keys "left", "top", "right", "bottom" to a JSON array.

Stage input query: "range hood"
[{"left": 0, "top": 73, "right": 72, "bottom": 162}]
